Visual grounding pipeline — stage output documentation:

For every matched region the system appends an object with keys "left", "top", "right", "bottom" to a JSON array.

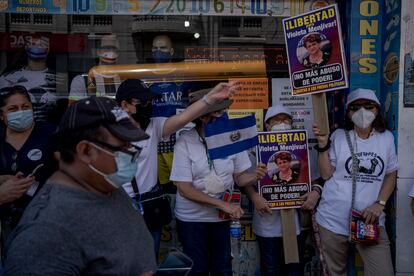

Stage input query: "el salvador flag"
[{"left": 204, "top": 114, "right": 258, "bottom": 160}]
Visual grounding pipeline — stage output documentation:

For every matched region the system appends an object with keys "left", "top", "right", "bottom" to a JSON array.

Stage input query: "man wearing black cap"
[
  {"left": 115, "top": 79, "right": 239, "bottom": 257},
  {"left": 2, "top": 97, "right": 156, "bottom": 276}
]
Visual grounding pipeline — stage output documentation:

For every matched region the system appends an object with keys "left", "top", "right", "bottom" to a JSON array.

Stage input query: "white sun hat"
[
  {"left": 265, "top": 105, "right": 292, "bottom": 123},
  {"left": 346, "top": 88, "right": 380, "bottom": 108}
]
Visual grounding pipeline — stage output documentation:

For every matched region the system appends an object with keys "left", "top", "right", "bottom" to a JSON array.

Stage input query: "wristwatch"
[{"left": 375, "top": 200, "right": 386, "bottom": 207}]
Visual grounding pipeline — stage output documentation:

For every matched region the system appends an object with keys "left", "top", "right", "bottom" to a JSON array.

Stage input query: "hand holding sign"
[
  {"left": 255, "top": 163, "right": 267, "bottom": 182},
  {"left": 300, "top": 190, "right": 320, "bottom": 210},
  {"left": 251, "top": 193, "right": 272, "bottom": 216},
  {"left": 312, "top": 124, "right": 329, "bottom": 148}
]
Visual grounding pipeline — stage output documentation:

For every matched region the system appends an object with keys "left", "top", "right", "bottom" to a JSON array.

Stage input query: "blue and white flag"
[{"left": 204, "top": 114, "right": 258, "bottom": 160}]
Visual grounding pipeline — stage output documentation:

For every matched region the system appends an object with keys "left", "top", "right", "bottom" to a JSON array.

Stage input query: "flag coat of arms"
[{"left": 204, "top": 114, "right": 258, "bottom": 160}]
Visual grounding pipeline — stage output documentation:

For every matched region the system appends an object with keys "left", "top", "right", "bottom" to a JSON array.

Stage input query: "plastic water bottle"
[{"left": 230, "top": 220, "right": 242, "bottom": 259}]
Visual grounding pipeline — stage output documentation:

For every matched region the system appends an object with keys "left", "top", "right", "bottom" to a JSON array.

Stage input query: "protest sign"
[
  {"left": 229, "top": 78, "right": 269, "bottom": 109},
  {"left": 283, "top": 4, "right": 348, "bottom": 95},
  {"left": 272, "top": 78, "right": 319, "bottom": 180},
  {"left": 257, "top": 130, "right": 311, "bottom": 209}
]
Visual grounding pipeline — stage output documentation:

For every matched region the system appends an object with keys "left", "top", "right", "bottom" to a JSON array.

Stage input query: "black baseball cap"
[
  {"left": 115, "top": 79, "right": 160, "bottom": 104},
  {"left": 56, "top": 96, "right": 149, "bottom": 142}
]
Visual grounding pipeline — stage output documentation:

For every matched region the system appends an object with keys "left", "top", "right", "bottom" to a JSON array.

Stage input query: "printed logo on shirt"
[
  {"left": 345, "top": 152, "right": 384, "bottom": 183},
  {"left": 27, "top": 149, "right": 42, "bottom": 161}
]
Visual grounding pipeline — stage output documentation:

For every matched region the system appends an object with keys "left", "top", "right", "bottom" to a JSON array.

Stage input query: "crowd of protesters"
[{"left": 0, "top": 34, "right": 411, "bottom": 276}]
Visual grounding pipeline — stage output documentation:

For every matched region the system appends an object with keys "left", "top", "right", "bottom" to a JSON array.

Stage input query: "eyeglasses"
[
  {"left": 273, "top": 119, "right": 291, "bottom": 124},
  {"left": 89, "top": 140, "right": 142, "bottom": 162},
  {"left": 268, "top": 116, "right": 292, "bottom": 125},
  {"left": 349, "top": 103, "right": 377, "bottom": 111}
]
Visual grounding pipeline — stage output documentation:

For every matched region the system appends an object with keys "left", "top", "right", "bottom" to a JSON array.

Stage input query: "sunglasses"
[
  {"left": 348, "top": 103, "right": 377, "bottom": 111},
  {"left": 0, "top": 85, "right": 28, "bottom": 97},
  {"left": 11, "top": 152, "right": 18, "bottom": 172},
  {"left": 89, "top": 140, "right": 142, "bottom": 162}
]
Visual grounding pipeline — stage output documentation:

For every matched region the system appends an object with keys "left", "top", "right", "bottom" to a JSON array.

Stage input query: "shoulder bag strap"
[
  {"left": 344, "top": 130, "right": 358, "bottom": 240},
  {"left": 131, "top": 177, "right": 140, "bottom": 200}
]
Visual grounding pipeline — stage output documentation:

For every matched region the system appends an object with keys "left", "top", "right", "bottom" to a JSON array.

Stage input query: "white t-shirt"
[
  {"left": 69, "top": 73, "right": 121, "bottom": 101},
  {"left": 122, "top": 117, "right": 167, "bottom": 196},
  {"left": 409, "top": 184, "right": 414, "bottom": 198},
  {"left": 316, "top": 129, "right": 398, "bottom": 236},
  {"left": 170, "top": 128, "right": 251, "bottom": 222},
  {"left": 250, "top": 150, "right": 300, "bottom": 237},
  {"left": 252, "top": 209, "right": 300, "bottom": 238}
]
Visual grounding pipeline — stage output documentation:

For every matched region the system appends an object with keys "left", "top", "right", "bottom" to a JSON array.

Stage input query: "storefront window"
[
  {"left": 0, "top": 2, "right": 337, "bottom": 274},
  {"left": 0, "top": 13, "right": 292, "bottom": 124}
]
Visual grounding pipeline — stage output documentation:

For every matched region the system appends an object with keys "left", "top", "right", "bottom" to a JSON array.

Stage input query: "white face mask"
[
  {"left": 351, "top": 107, "right": 376, "bottom": 129},
  {"left": 271, "top": 123, "right": 292, "bottom": 131}
]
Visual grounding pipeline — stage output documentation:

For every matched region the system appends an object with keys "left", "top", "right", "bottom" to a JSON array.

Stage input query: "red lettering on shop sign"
[{"left": 0, "top": 32, "right": 87, "bottom": 53}]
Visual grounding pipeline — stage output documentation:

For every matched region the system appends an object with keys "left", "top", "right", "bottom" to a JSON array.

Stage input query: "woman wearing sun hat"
[{"left": 313, "top": 88, "right": 397, "bottom": 276}]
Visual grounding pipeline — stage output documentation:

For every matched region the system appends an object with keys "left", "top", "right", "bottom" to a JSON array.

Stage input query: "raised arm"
[{"left": 162, "top": 82, "right": 239, "bottom": 138}]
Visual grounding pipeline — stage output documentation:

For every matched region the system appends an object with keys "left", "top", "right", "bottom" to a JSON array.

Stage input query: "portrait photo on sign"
[
  {"left": 267, "top": 151, "right": 301, "bottom": 185},
  {"left": 296, "top": 32, "right": 331, "bottom": 69}
]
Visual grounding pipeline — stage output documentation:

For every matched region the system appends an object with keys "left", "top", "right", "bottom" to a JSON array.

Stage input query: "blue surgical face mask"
[
  {"left": 26, "top": 46, "right": 48, "bottom": 60},
  {"left": 88, "top": 144, "right": 138, "bottom": 189},
  {"left": 6, "top": 110, "right": 34, "bottom": 132},
  {"left": 152, "top": 50, "right": 172, "bottom": 63}
]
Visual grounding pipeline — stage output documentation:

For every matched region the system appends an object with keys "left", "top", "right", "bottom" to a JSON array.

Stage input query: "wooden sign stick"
[
  {"left": 281, "top": 209, "right": 299, "bottom": 264},
  {"left": 311, "top": 93, "right": 330, "bottom": 135},
  {"left": 281, "top": 93, "right": 329, "bottom": 264}
]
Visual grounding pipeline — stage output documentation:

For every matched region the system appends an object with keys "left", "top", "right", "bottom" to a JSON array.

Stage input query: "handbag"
[
  {"left": 345, "top": 130, "right": 379, "bottom": 245},
  {"left": 131, "top": 178, "right": 172, "bottom": 231},
  {"left": 350, "top": 209, "right": 380, "bottom": 245}
]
